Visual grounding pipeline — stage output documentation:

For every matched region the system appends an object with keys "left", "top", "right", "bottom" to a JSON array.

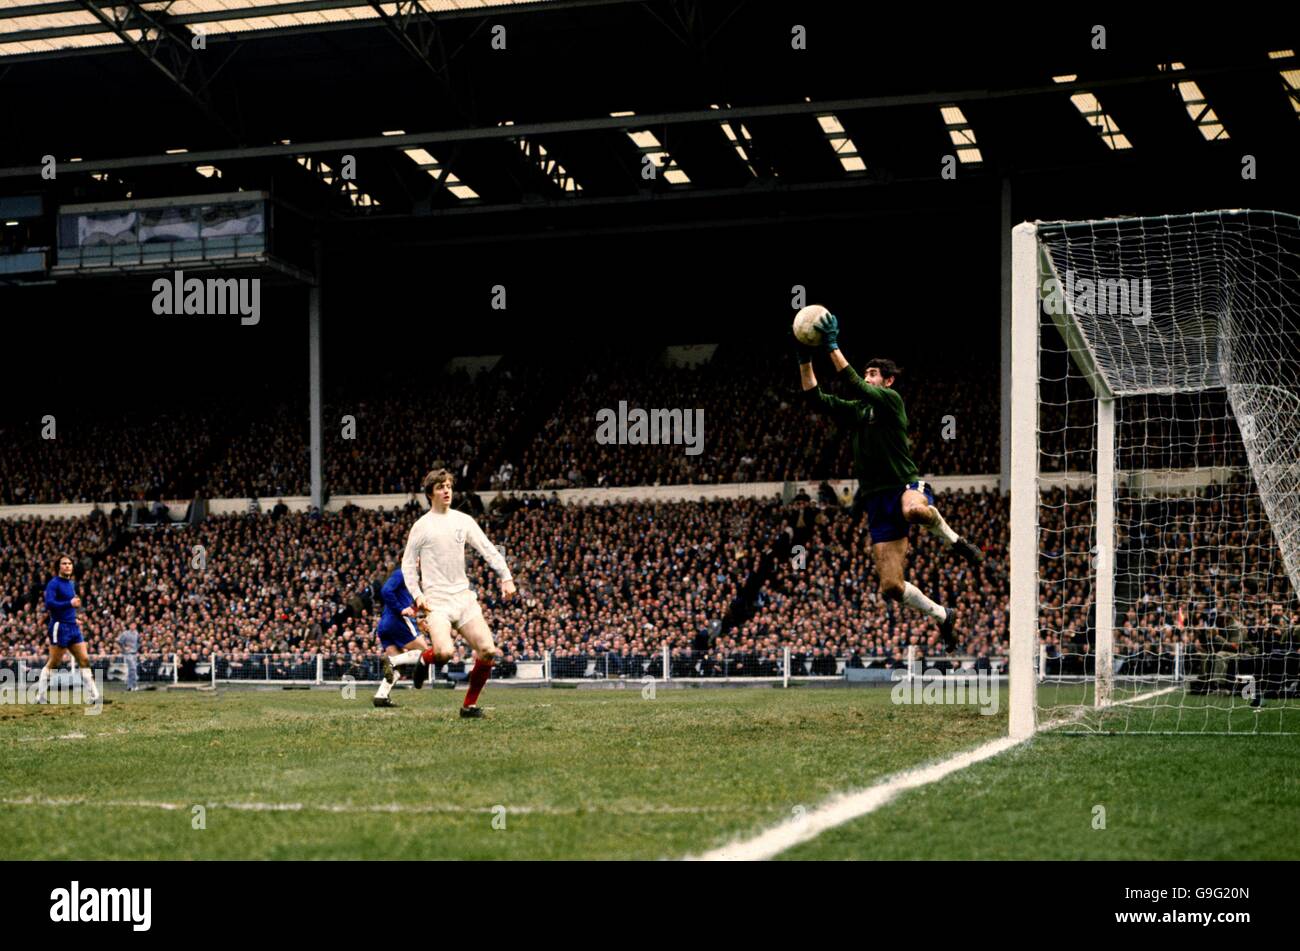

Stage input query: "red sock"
[
  {"left": 420, "top": 648, "right": 436, "bottom": 665},
  {"left": 463, "top": 657, "right": 493, "bottom": 707}
]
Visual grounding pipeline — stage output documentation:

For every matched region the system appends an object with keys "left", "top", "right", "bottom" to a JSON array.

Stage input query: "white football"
[{"left": 793, "top": 304, "right": 829, "bottom": 346}]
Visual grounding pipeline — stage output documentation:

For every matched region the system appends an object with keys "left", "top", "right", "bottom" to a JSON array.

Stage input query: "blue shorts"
[
  {"left": 860, "top": 480, "right": 935, "bottom": 544},
  {"left": 376, "top": 614, "right": 420, "bottom": 651},
  {"left": 48, "top": 620, "right": 84, "bottom": 648}
]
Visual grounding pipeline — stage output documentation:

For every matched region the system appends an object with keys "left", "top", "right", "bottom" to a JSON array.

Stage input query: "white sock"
[
  {"left": 78, "top": 666, "right": 100, "bottom": 702},
  {"left": 925, "top": 505, "right": 959, "bottom": 546},
  {"left": 36, "top": 666, "right": 50, "bottom": 701},
  {"left": 389, "top": 649, "right": 421, "bottom": 667},
  {"left": 375, "top": 677, "right": 395, "bottom": 699},
  {"left": 902, "top": 582, "right": 948, "bottom": 622}
]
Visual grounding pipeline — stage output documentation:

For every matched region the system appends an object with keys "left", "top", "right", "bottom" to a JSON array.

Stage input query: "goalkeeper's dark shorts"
[{"left": 856, "top": 480, "right": 934, "bottom": 544}]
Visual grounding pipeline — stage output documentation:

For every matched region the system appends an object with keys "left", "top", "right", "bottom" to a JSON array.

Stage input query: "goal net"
[{"left": 1010, "top": 210, "right": 1300, "bottom": 736}]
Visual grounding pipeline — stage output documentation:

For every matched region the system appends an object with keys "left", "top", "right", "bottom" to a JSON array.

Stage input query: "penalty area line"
[{"left": 690, "top": 735, "right": 1021, "bottom": 861}]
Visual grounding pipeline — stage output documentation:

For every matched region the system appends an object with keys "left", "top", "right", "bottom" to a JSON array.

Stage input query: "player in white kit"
[{"left": 401, "top": 468, "right": 516, "bottom": 718}]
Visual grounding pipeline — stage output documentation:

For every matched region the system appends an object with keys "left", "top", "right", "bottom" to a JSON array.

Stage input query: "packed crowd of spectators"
[
  {"left": 1038, "top": 376, "right": 1249, "bottom": 474},
  {"left": 1038, "top": 479, "right": 1298, "bottom": 677},
  {"left": 4, "top": 333, "right": 1291, "bottom": 682},
  {"left": 0, "top": 411, "right": 217, "bottom": 505},
  {"left": 323, "top": 366, "right": 547, "bottom": 496},
  {"left": 2, "top": 484, "right": 1292, "bottom": 679},
  {"left": 511, "top": 348, "right": 999, "bottom": 490},
  {"left": 204, "top": 402, "right": 310, "bottom": 500},
  {"left": 0, "top": 346, "right": 1000, "bottom": 504},
  {"left": 0, "top": 501, "right": 411, "bottom": 676},
  {"left": 3, "top": 345, "right": 1266, "bottom": 506},
  {"left": 0, "top": 494, "right": 993, "bottom": 675}
]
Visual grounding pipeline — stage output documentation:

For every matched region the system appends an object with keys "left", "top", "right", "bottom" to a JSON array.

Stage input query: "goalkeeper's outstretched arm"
[
  {"left": 796, "top": 311, "right": 853, "bottom": 385},
  {"left": 808, "top": 313, "right": 901, "bottom": 411},
  {"left": 795, "top": 310, "right": 844, "bottom": 391},
  {"left": 794, "top": 318, "right": 858, "bottom": 426},
  {"left": 799, "top": 359, "right": 819, "bottom": 392}
]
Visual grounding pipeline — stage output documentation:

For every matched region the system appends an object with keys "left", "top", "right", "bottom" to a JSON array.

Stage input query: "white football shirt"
[{"left": 401, "top": 508, "right": 512, "bottom": 601}]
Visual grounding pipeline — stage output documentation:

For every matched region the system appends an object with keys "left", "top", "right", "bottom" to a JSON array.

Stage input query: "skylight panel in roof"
[
  {"left": 296, "top": 154, "right": 381, "bottom": 207},
  {"left": 1159, "top": 62, "right": 1229, "bottom": 140},
  {"left": 806, "top": 98, "right": 865, "bottom": 173},
  {"left": 609, "top": 111, "right": 690, "bottom": 185},
  {"left": 530, "top": 142, "right": 581, "bottom": 192},
  {"left": 709, "top": 104, "right": 758, "bottom": 177},
  {"left": 385, "top": 132, "right": 477, "bottom": 200},
  {"left": 441, "top": 171, "right": 478, "bottom": 200},
  {"left": 403, "top": 148, "right": 438, "bottom": 167},
  {"left": 939, "top": 103, "right": 982, "bottom": 164},
  {"left": 500, "top": 120, "right": 582, "bottom": 193},
  {"left": 627, "top": 130, "right": 661, "bottom": 151},
  {"left": 1270, "top": 51, "right": 1300, "bottom": 117},
  {"left": 1054, "top": 76, "right": 1132, "bottom": 149}
]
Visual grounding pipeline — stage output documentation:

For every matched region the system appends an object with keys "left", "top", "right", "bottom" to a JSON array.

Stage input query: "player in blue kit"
[
  {"left": 36, "top": 554, "right": 104, "bottom": 705},
  {"left": 372, "top": 566, "right": 432, "bottom": 708}
]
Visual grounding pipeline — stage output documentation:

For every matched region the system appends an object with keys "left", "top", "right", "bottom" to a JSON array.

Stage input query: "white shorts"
[{"left": 424, "top": 589, "right": 483, "bottom": 630}]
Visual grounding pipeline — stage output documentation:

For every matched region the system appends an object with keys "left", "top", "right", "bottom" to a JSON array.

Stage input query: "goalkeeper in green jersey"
[{"left": 794, "top": 309, "right": 984, "bottom": 653}]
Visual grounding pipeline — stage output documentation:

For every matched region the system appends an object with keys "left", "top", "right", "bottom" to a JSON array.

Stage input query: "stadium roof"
[
  {"left": 0, "top": 0, "right": 553, "bottom": 59},
  {"left": 0, "top": 4, "right": 1297, "bottom": 247}
]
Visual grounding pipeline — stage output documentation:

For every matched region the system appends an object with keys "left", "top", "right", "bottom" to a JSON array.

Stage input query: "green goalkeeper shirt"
[{"left": 807, "top": 366, "right": 919, "bottom": 496}]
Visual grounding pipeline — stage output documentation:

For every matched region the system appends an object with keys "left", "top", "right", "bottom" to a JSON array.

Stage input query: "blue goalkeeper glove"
[{"left": 814, "top": 311, "right": 840, "bottom": 352}]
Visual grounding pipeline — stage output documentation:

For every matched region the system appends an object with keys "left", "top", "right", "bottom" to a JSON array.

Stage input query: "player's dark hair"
[
  {"left": 863, "top": 357, "right": 903, "bottom": 383},
  {"left": 52, "top": 553, "right": 74, "bottom": 573},
  {"left": 421, "top": 468, "right": 455, "bottom": 500}
]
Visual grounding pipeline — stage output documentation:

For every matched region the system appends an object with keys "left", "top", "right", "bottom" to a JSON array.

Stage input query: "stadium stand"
[
  {"left": 0, "top": 346, "right": 999, "bottom": 504},
  {"left": 1, "top": 492, "right": 1001, "bottom": 674},
  {"left": 5, "top": 483, "right": 1290, "bottom": 682}
]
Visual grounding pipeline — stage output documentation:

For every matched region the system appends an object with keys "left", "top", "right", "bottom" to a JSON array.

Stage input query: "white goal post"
[{"left": 1010, "top": 210, "right": 1300, "bottom": 737}]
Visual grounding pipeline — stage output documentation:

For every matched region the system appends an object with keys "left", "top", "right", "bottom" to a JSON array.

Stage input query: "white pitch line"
[
  {"left": 0, "top": 795, "right": 750, "bottom": 817},
  {"left": 1109, "top": 684, "right": 1180, "bottom": 707},
  {"left": 695, "top": 684, "right": 1188, "bottom": 861},
  {"left": 691, "top": 735, "right": 1021, "bottom": 861},
  {"left": 1038, "top": 683, "right": 1182, "bottom": 732}
]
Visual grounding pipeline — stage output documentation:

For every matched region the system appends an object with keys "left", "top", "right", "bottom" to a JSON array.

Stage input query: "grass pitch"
[{"left": 2, "top": 685, "right": 1295, "bottom": 860}]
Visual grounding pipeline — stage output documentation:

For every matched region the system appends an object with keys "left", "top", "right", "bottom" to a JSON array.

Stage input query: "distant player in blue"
[
  {"left": 372, "top": 566, "right": 431, "bottom": 708},
  {"left": 36, "top": 554, "right": 102, "bottom": 705}
]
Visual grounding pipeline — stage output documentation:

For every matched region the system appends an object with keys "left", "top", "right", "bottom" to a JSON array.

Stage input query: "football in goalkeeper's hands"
[{"left": 793, "top": 304, "right": 831, "bottom": 346}]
